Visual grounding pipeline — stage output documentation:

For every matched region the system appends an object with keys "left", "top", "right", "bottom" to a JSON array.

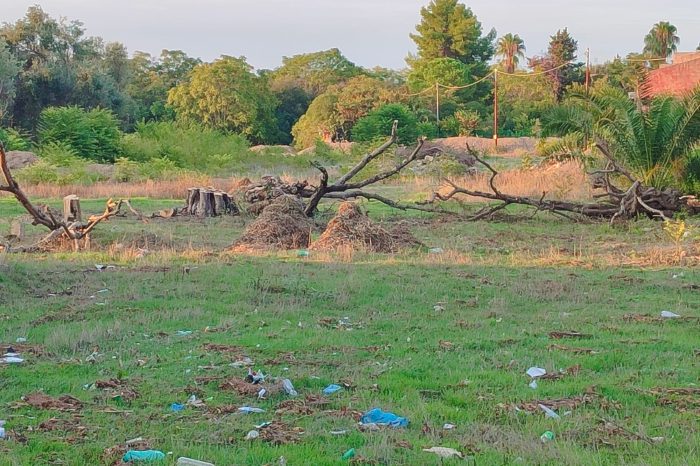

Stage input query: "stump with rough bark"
[{"left": 186, "top": 187, "right": 238, "bottom": 217}]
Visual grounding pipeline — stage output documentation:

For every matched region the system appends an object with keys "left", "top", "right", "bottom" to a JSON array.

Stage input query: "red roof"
[{"left": 641, "top": 52, "right": 700, "bottom": 99}]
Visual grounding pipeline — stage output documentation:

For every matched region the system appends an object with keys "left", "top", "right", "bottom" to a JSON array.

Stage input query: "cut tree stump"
[
  {"left": 185, "top": 187, "right": 238, "bottom": 217},
  {"left": 63, "top": 195, "right": 82, "bottom": 222}
]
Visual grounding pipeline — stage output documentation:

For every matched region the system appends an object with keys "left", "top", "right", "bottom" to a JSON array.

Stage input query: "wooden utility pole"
[
  {"left": 493, "top": 70, "right": 499, "bottom": 152},
  {"left": 435, "top": 82, "right": 440, "bottom": 137}
]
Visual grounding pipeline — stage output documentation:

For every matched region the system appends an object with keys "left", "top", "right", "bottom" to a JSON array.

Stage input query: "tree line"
[{"left": 0, "top": 1, "right": 694, "bottom": 155}]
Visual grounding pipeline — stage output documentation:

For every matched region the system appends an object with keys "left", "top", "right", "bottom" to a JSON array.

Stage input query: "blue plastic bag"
[
  {"left": 122, "top": 450, "right": 166, "bottom": 462},
  {"left": 323, "top": 384, "right": 343, "bottom": 395},
  {"left": 360, "top": 408, "right": 408, "bottom": 428}
]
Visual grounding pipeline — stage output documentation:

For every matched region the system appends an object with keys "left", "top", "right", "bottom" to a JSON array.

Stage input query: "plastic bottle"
[
  {"left": 0, "top": 420, "right": 6, "bottom": 439},
  {"left": 540, "top": 431, "right": 555, "bottom": 443},
  {"left": 342, "top": 448, "right": 356, "bottom": 460}
]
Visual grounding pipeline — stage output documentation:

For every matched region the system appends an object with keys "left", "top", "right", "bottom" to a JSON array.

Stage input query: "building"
[{"left": 641, "top": 51, "right": 700, "bottom": 99}]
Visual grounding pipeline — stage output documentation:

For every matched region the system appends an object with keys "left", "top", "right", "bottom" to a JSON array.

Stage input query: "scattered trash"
[
  {"left": 246, "top": 369, "right": 265, "bottom": 384},
  {"left": 429, "top": 247, "right": 444, "bottom": 254},
  {"left": 360, "top": 408, "right": 408, "bottom": 428},
  {"left": 95, "top": 264, "right": 116, "bottom": 271},
  {"left": 1, "top": 356, "right": 24, "bottom": 364},
  {"left": 0, "top": 420, "right": 5, "bottom": 439},
  {"left": 245, "top": 430, "right": 260, "bottom": 440},
  {"left": 170, "top": 403, "right": 185, "bottom": 412},
  {"left": 297, "top": 249, "right": 309, "bottom": 257},
  {"left": 323, "top": 384, "right": 343, "bottom": 395},
  {"left": 330, "top": 430, "right": 348, "bottom": 435},
  {"left": 15, "top": 337, "right": 27, "bottom": 343},
  {"left": 526, "top": 367, "right": 547, "bottom": 378},
  {"left": 258, "top": 388, "right": 267, "bottom": 399},
  {"left": 282, "top": 379, "right": 298, "bottom": 397},
  {"left": 122, "top": 450, "right": 166, "bottom": 462},
  {"left": 433, "top": 304, "right": 445, "bottom": 312},
  {"left": 238, "top": 407, "right": 266, "bottom": 414},
  {"left": 187, "top": 395, "right": 205, "bottom": 408},
  {"left": 230, "top": 357, "right": 254, "bottom": 368},
  {"left": 342, "top": 448, "right": 356, "bottom": 460},
  {"left": 538, "top": 404, "right": 561, "bottom": 420},
  {"left": 661, "top": 311, "right": 681, "bottom": 319},
  {"left": 529, "top": 380, "right": 538, "bottom": 389},
  {"left": 176, "top": 330, "right": 193, "bottom": 336},
  {"left": 176, "top": 458, "right": 215, "bottom": 466},
  {"left": 443, "top": 423, "right": 455, "bottom": 430},
  {"left": 422, "top": 447, "right": 463, "bottom": 459},
  {"left": 255, "top": 422, "right": 272, "bottom": 429},
  {"left": 540, "top": 431, "right": 555, "bottom": 443}
]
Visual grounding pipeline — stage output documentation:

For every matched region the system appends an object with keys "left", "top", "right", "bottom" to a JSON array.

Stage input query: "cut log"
[
  {"left": 213, "top": 191, "right": 238, "bottom": 215},
  {"left": 63, "top": 195, "right": 82, "bottom": 222},
  {"left": 186, "top": 188, "right": 200, "bottom": 215},
  {"left": 183, "top": 188, "right": 238, "bottom": 217}
]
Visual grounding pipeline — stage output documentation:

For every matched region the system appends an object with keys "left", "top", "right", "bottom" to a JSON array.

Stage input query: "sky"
[{"left": 3, "top": 0, "right": 700, "bottom": 70}]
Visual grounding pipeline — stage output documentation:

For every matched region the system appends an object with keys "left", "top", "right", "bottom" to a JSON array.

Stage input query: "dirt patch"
[
  {"left": 38, "top": 415, "right": 87, "bottom": 442},
  {"left": 23, "top": 392, "right": 83, "bottom": 411},
  {"left": 548, "top": 344, "right": 599, "bottom": 354},
  {"left": 5, "top": 151, "right": 38, "bottom": 170},
  {"left": 540, "top": 364, "right": 581, "bottom": 380},
  {"left": 647, "top": 387, "right": 700, "bottom": 412},
  {"left": 94, "top": 378, "right": 140, "bottom": 402},
  {"left": 515, "top": 387, "right": 600, "bottom": 412},
  {"left": 202, "top": 343, "right": 247, "bottom": 358},
  {"left": 312, "top": 202, "right": 418, "bottom": 253},
  {"left": 1, "top": 343, "right": 50, "bottom": 357},
  {"left": 103, "top": 437, "right": 153, "bottom": 464},
  {"left": 219, "top": 377, "right": 283, "bottom": 397},
  {"left": 229, "top": 195, "right": 312, "bottom": 252},
  {"left": 548, "top": 331, "right": 591, "bottom": 339},
  {"left": 258, "top": 421, "right": 304, "bottom": 445}
]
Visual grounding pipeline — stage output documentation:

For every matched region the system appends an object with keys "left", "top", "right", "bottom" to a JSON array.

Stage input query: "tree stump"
[
  {"left": 9, "top": 219, "right": 24, "bottom": 240},
  {"left": 185, "top": 188, "right": 238, "bottom": 217},
  {"left": 63, "top": 195, "right": 82, "bottom": 222}
]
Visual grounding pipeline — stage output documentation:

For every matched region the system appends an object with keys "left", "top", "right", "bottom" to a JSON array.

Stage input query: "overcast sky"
[{"left": 3, "top": 1, "right": 699, "bottom": 70}]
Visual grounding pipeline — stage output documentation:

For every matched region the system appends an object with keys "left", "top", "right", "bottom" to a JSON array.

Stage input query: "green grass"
[{"left": 0, "top": 200, "right": 699, "bottom": 465}]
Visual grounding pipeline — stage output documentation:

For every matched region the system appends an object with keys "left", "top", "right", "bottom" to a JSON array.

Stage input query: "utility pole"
[
  {"left": 435, "top": 82, "right": 440, "bottom": 138},
  {"left": 493, "top": 70, "right": 498, "bottom": 152},
  {"left": 585, "top": 48, "right": 591, "bottom": 95}
]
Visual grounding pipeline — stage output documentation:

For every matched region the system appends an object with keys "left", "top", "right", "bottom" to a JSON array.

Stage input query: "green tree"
[
  {"left": 409, "top": 0, "right": 495, "bottom": 66},
  {"left": 167, "top": 56, "right": 279, "bottom": 144},
  {"left": 496, "top": 33, "right": 526, "bottom": 73},
  {"left": 0, "top": 42, "right": 20, "bottom": 123},
  {"left": 38, "top": 106, "right": 123, "bottom": 162},
  {"left": 644, "top": 21, "right": 680, "bottom": 59},
  {"left": 352, "top": 104, "right": 419, "bottom": 144},
  {"left": 529, "top": 28, "right": 583, "bottom": 100},
  {"left": 496, "top": 71, "right": 554, "bottom": 136},
  {"left": 291, "top": 93, "right": 341, "bottom": 149},
  {"left": 270, "top": 49, "right": 362, "bottom": 98}
]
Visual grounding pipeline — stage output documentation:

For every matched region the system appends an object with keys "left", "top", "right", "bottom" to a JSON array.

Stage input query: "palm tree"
[
  {"left": 644, "top": 22, "right": 680, "bottom": 60},
  {"left": 496, "top": 33, "right": 526, "bottom": 73},
  {"left": 544, "top": 85, "right": 700, "bottom": 189}
]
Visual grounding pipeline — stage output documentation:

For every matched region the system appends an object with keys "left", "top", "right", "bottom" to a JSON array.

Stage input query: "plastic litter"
[
  {"left": 257, "top": 388, "right": 267, "bottom": 399},
  {"left": 297, "top": 249, "right": 309, "bottom": 257},
  {"left": 246, "top": 369, "right": 265, "bottom": 384},
  {"left": 360, "top": 408, "right": 408, "bottom": 428},
  {"left": 245, "top": 430, "right": 260, "bottom": 440},
  {"left": 187, "top": 395, "right": 205, "bottom": 408},
  {"left": 529, "top": 380, "right": 538, "bottom": 389},
  {"left": 255, "top": 422, "right": 272, "bottom": 429},
  {"left": 15, "top": 337, "right": 27, "bottom": 343},
  {"left": 526, "top": 367, "right": 547, "bottom": 378},
  {"left": 429, "top": 247, "right": 444, "bottom": 254},
  {"left": 323, "top": 384, "right": 343, "bottom": 395},
  {"left": 176, "top": 330, "right": 193, "bottom": 336},
  {"left": 122, "top": 450, "right": 166, "bottom": 462},
  {"left": 330, "top": 430, "right": 348, "bottom": 435},
  {"left": 540, "top": 431, "right": 555, "bottom": 443},
  {"left": 282, "top": 379, "right": 298, "bottom": 396},
  {"left": 170, "top": 403, "right": 185, "bottom": 412},
  {"left": 176, "top": 458, "right": 215, "bottom": 466},
  {"left": 238, "top": 407, "right": 265, "bottom": 414},
  {"left": 422, "top": 447, "right": 463, "bottom": 459},
  {"left": 661, "top": 311, "right": 681, "bottom": 319},
  {"left": 342, "top": 448, "right": 356, "bottom": 460},
  {"left": 0, "top": 420, "right": 5, "bottom": 439},
  {"left": 1, "top": 356, "right": 24, "bottom": 364},
  {"left": 443, "top": 423, "right": 455, "bottom": 430},
  {"left": 538, "top": 404, "right": 561, "bottom": 420}
]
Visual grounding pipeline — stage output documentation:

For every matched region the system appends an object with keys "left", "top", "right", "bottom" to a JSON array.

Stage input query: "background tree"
[
  {"left": 409, "top": 0, "right": 495, "bottom": 69},
  {"left": 529, "top": 28, "right": 583, "bottom": 101},
  {"left": 496, "top": 33, "right": 525, "bottom": 73},
  {"left": 352, "top": 104, "right": 419, "bottom": 144},
  {"left": 168, "top": 56, "right": 279, "bottom": 144},
  {"left": 0, "top": 42, "right": 20, "bottom": 123},
  {"left": 644, "top": 21, "right": 680, "bottom": 59}
]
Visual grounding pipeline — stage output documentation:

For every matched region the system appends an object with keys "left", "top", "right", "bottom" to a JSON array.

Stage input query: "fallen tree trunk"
[{"left": 427, "top": 141, "right": 699, "bottom": 222}]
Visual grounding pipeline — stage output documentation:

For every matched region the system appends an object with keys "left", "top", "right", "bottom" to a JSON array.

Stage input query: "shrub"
[
  {"left": 682, "top": 147, "right": 700, "bottom": 195},
  {"left": 0, "top": 127, "right": 31, "bottom": 151},
  {"left": 38, "top": 106, "right": 123, "bottom": 162},
  {"left": 351, "top": 104, "right": 419, "bottom": 144}
]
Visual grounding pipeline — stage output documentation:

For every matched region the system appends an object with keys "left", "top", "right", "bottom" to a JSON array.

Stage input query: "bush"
[
  {"left": 683, "top": 147, "right": 700, "bottom": 195},
  {"left": 351, "top": 104, "right": 419, "bottom": 144},
  {"left": 16, "top": 141, "right": 108, "bottom": 185},
  {"left": 38, "top": 106, "right": 123, "bottom": 162},
  {"left": 0, "top": 127, "right": 31, "bottom": 151}
]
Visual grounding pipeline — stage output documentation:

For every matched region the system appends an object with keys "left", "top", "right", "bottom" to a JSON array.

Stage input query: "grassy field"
[{"left": 1, "top": 192, "right": 699, "bottom": 466}]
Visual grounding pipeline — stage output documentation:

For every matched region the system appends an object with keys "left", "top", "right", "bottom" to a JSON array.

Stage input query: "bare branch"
[{"left": 336, "top": 120, "right": 398, "bottom": 185}]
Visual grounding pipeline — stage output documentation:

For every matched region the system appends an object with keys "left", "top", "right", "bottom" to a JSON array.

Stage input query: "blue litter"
[
  {"left": 360, "top": 408, "right": 408, "bottom": 428},
  {"left": 122, "top": 450, "right": 166, "bottom": 462},
  {"left": 323, "top": 384, "right": 343, "bottom": 395},
  {"left": 170, "top": 403, "right": 185, "bottom": 412}
]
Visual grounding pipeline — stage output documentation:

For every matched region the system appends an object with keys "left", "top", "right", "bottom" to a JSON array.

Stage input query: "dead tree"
[
  {"left": 0, "top": 142, "right": 142, "bottom": 251},
  {"left": 428, "top": 140, "right": 699, "bottom": 222},
  {"left": 303, "top": 121, "right": 446, "bottom": 216}
]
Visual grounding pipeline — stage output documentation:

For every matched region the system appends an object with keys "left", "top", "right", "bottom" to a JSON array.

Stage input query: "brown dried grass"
[
  {"left": 229, "top": 195, "right": 312, "bottom": 252},
  {"left": 312, "top": 202, "right": 418, "bottom": 253}
]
